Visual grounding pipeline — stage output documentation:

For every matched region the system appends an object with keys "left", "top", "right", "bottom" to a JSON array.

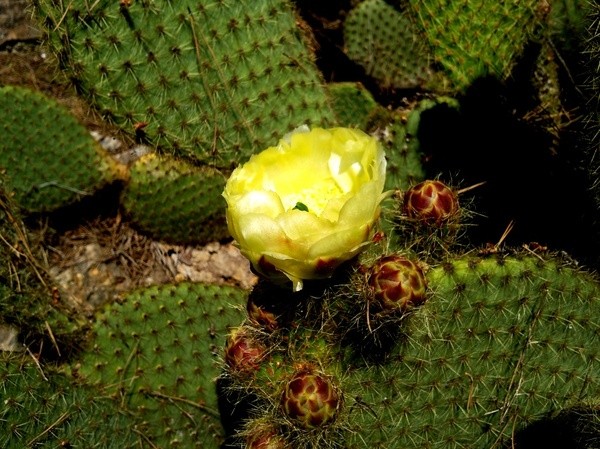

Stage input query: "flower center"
[{"left": 281, "top": 177, "right": 343, "bottom": 216}]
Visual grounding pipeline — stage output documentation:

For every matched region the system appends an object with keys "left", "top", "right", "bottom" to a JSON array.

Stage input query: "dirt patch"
[{"left": 47, "top": 215, "right": 256, "bottom": 313}]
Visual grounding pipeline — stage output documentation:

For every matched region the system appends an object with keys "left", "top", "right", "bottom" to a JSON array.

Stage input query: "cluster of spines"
[{"left": 36, "top": 0, "right": 336, "bottom": 167}]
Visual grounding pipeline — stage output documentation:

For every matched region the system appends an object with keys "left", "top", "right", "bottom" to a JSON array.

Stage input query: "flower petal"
[
  {"left": 275, "top": 209, "right": 334, "bottom": 244},
  {"left": 337, "top": 182, "right": 381, "bottom": 226},
  {"left": 261, "top": 253, "right": 317, "bottom": 286},
  {"left": 232, "top": 190, "right": 285, "bottom": 218},
  {"left": 307, "top": 225, "right": 370, "bottom": 260},
  {"left": 236, "top": 213, "right": 289, "bottom": 255}
]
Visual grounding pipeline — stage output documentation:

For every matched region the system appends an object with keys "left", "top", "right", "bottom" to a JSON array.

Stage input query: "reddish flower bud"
[
  {"left": 224, "top": 327, "right": 266, "bottom": 373},
  {"left": 247, "top": 296, "right": 281, "bottom": 332},
  {"left": 368, "top": 255, "right": 427, "bottom": 312},
  {"left": 246, "top": 425, "right": 290, "bottom": 449},
  {"left": 281, "top": 368, "right": 341, "bottom": 428},
  {"left": 246, "top": 281, "right": 300, "bottom": 332},
  {"left": 403, "top": 180, "right": 458, "bottom": 226}
]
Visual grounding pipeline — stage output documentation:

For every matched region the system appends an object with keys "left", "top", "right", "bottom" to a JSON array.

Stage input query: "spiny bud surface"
[
  {"left": 246, "top": 426, "right": 290, "bottom": 449},
  {"left": 368, "top": 255, "right": 427, "bottom": 312},
  {"left": 403, "top": 180, "right": 458, "bottom": 225},
  {"left": 224, "top": 327, "right": 266, "bottom": 373},
  {"left": 281, "top": 368, "right": 340, "bottom": 428}
]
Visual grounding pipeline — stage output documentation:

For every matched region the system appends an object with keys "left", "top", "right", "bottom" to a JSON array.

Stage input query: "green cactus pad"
[
  {"left": 343, "top": 0, "right": 437, "bottom": 90},
  {"left": 121, "top": 153, "right": 228, "bottom": 244},
  {"left": 378, "top": 111, "right": 422, "bottom": 192},
  {"left": 36, "top": 0, "right": 335, "bottom": 167},
  {"left": 227, "top": 252, "right": 600, "bottom": 449},
  {"left": 375, "top": 97, "right": 460, "bottom": 191},
  {"left": 76, "top": 282, "right": 248, "bottom": 449},
  {"left": 0, "top": 85, "right": 124, "bottom": 213},
  {"left": 406, "top": 0, "right": 542, "bottom": 91},
  {"left": 343, "top": 254, "right": 600, "bottom": 448},
  {"left": 0, "top": 354, "right": 143, "bottom": 448},
  {"left": 547, "top": 0, "right": 592, "bottom": 51},
  {"left": 327, "top": 82, "right": 379, "bottom": 129}
]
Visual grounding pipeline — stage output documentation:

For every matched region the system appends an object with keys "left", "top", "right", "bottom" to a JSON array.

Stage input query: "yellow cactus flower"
[{"left": 223, "top": 126, "right": 388, "bottom": 291}]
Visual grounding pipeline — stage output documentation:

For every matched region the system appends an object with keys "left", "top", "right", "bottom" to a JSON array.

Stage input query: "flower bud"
[
  {"left": 281, "top": 367, "right": 341, "bottom": 428},
  {"left": 403, "top": 180, "right": 458, "bottom": 226},
  {"left": 246, "top": 281, "right": 297, "bottom": 332},
  {"left": 224, "top": 327, "right": 266, "bottom": 374},
  {"left": 246, "top": 425, "right": 290, "bottom": 449},
  {"left": 368, "top": 255, "right": 427, "bottom": 312},
  {"left": 247, "top": 297, "right": 281, "bottom": 333}
]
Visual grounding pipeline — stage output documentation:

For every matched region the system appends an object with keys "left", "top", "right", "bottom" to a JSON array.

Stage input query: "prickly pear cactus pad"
[
  {"left": 0, "top": 355, "right": 143, "bottom": 448},
  {"left": 343, "top": 0, "right": 436, "bottom": 90},
  {"left": 0, "top": 85, "right": 123, "bottom": 213},
  {"left": 406, "top": 0, "right": 543, "bottom": 91},
  {"left": 377, "top": 98, "right": 459, "bottom": 192},
  {"left": 35, "top": 0, "right": 335, "bottom": 166},
  {"left": 121, "top": 152, "right": 229, "bottom": 244},
  {"left": 75, "top": 282, "right": 248, "bottom": 449},
  {"left": 354, "top": 254, "right": 600, "bottom": 449},
  {"left": 326, "top": 82, "right": 378, "bottom": 130},
  {"left": 222, "top": 252, "right": 600, "bottom": 449}
]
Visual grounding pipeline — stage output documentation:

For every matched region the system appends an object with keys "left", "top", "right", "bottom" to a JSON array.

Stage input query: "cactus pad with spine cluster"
[
  {"left": 75, "top": 281, "right": 248, "bottom": 449},
  {"left": 120, "top": 152, "right": 229, "bottom": 244},
  {"left": 0, "top": 354, "right": 144, "bottom": 448},
  {"left": 35, "top": 0, "right": 335, "bottom": 167},
  {"left": 343, "top": 0, "right": 436, "bottom": 90},
  {"left": 405, "top": 0, "right": 543, "bottom": 91},
  {"left": 342, "top": 253, "right": 600, "bottom": 448},
  {"left": 0, "top": 85, "right": 123, "bottom": 213},
  {"left": 327, "top": 82, "right": 379, "bottom": 130},
  {"left": 221, "top": 250, "right": 600, "bottom": 449},
  {"left": 376, "top": 98, "right": 459, "bottom": 191}
]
